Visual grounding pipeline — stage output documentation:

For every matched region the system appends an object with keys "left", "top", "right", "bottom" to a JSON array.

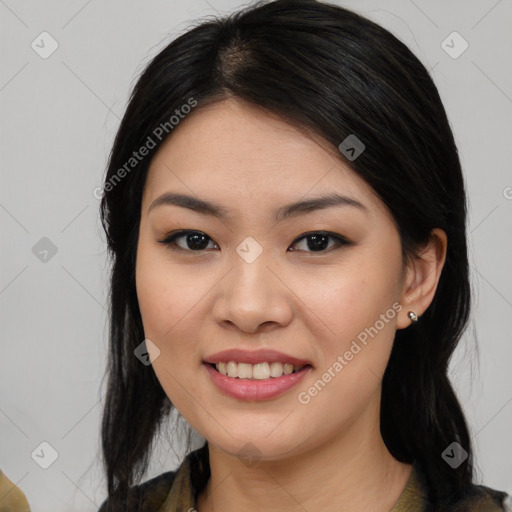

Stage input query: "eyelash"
[{"left": 157, "top": 230, "right": 352, "bottom": 254}]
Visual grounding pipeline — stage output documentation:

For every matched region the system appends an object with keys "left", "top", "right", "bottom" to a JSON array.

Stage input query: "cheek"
[
  {"left": 136, "top": 258, "right": 172, "bottom": 340},
  {"left": 136, "top": 242, "right": 203, "bottom": 340},
  {"left": 295, "top": 256, "right": 401, "bottom": 405},
  {"left": 135, "top": 248, "right": 204, "bottom": 407},
  {"left": 135, "top": 241, "right": 216, "bottom": 402},
  {"left": 135, "top": 252, "right": 190, "bottom": 396},
  {"left": 298, "top": 265, "right": 399, "bottom": 345}
]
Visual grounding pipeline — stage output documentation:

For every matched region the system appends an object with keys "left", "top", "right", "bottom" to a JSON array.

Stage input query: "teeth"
[
  {"left": 238, "top": 363, "right": 253, "bottom": 379},
  {"left": 226, "top": 361, "right": 237, "bottom": 378},
  {"left": 270, "top": 362, "right": 284, "bottom": 377},
  {"left": 253, "top": 362, "right": 270, "bottom": 380},
  {"left": 214, "top": 361, "right": 306, "bottom": 379}
]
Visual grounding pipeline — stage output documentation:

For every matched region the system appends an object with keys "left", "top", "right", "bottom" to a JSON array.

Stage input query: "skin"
[{"left": 135, "top": 97, "right": 447, "bottom": 511}]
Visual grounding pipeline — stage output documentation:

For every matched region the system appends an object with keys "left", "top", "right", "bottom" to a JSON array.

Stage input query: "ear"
[{"left": 396, "top": 228, "right": 448, "bottom": 329}]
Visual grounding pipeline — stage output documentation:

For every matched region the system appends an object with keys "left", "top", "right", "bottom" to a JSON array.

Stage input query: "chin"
[{"left": 207, "top": 428, "right": 314, "bottom": 464}]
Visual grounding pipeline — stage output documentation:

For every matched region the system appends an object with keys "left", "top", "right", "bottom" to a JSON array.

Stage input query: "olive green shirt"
[
  {"left": 2, "top": 445, "right": 508, "bottom": 511},
  {"left": 98, "top": 443, "right": 510, "bottom": 511}
]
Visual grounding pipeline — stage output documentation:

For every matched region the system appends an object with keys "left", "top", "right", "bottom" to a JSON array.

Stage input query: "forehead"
[{"left": 142, "top": 98, "right": 386, "bottom": 220}]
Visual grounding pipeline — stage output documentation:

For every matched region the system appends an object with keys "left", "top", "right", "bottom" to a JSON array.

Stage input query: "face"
[{"left": 135, "top": 98, "right": 409, "bottom": 461}]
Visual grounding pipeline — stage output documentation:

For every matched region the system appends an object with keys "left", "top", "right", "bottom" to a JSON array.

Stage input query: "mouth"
[
  {"left": 207, "top": 361, "right": 311, "bottom": 380},
  {"left": 203, "top": 361, "right": 313, "bottom": 401}
]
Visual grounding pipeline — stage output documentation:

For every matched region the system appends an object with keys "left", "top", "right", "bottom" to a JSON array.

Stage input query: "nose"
[{"left": 212, "top": 251, "right": 293, "bottom": 334}]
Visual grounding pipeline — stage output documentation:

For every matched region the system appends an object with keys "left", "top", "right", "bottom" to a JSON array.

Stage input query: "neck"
[{"left": 196, "top": 401, "right": 412, "bottom": 512}]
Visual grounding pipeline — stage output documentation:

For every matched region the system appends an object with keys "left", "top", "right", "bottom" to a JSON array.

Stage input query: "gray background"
[{"left": 1, "top": 0, "right": 511, "bottom": 510}]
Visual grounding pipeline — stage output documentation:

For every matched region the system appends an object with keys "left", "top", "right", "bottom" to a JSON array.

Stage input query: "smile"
[
  {"left": 213, "top": 361, "right": 307, "bottom": 380},
  {"left": 204, "top": 362, "right": 312, "bottom": 401}
]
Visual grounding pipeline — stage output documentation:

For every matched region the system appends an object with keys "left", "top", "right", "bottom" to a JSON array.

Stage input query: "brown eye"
[
  {"left": 158, "top": 230, "right": 219, "bottom": 251},
  {"left": 289, "top": 231, "right": 351, "bottom": 253}
]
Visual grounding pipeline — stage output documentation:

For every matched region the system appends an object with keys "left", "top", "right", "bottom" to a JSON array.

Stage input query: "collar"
[{"left": 157, "top": 443, "right": 428, "bottom": 512}]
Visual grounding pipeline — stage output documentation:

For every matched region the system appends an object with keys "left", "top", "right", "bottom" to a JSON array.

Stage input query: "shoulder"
[
  {"left": 0, "top": 469, "right": 31, "bottom": 512},
  {"left": 451, "top": 483, "right": 511, "bottom": 511},
  {"left": 97, "top": 470, "right": 177, "bottom": 512}
]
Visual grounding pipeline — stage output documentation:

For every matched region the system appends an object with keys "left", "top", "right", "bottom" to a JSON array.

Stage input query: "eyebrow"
[{"left": 147, "top": 192, "right": 368, "bottom": 221}]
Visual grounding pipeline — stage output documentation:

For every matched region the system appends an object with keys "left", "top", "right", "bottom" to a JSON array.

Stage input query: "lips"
[
  {"left": 204, "top": 362, "right": 312, "bottom": 400},
  {"left": 203, "top": 348, "right": 312, "bottom": 366},
  {"left": 203, "top": 348, "right": 314, "bottom": 400}
]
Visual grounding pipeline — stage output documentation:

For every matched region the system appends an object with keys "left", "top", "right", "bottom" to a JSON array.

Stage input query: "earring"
[{"left": 408, "top": 311, "right": 419, "bottom": 323}]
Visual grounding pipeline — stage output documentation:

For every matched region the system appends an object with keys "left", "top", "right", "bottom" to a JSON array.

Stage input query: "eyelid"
[
  {"left": 289, "top": 231, "right": 352, "bottom": 253},
  {"left": 157, "top": 230, "right": 219, "bottom": 251},
  {"left": 290, "top": 230, "right": 350, "bottom": 243},
  {"left": 158, "top": 229, "right": 352, "bottom": 254}
]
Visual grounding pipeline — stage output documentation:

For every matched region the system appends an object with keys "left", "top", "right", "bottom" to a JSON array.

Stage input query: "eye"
[
  {"left": 158, "top": 230, "right": 219, "bottom": 252},
  {"left": 288, "top": 231, "right": 351, "bottom": 253},
  {"left": 158, "top": 230, "right": 351, "bottom": 254}
]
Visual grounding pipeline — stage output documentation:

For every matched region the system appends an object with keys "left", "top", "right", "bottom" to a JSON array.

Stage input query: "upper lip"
[{"left": 204, "top": 348, "right": 312, "bottom": 366}]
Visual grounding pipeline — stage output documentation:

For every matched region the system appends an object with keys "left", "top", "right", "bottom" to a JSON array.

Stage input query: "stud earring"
[{"left": 408, "top": 311, "right": 419, "bottom": 323}]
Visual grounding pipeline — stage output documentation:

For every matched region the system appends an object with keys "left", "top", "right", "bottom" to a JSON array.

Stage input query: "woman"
[{"left": 97, "top": 0, "right": 510, "bottom": 510}]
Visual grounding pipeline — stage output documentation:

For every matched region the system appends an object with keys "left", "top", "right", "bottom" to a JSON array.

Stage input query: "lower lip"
[{"left": 204, "top": 363, "right": 312, "bottom": 401}]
